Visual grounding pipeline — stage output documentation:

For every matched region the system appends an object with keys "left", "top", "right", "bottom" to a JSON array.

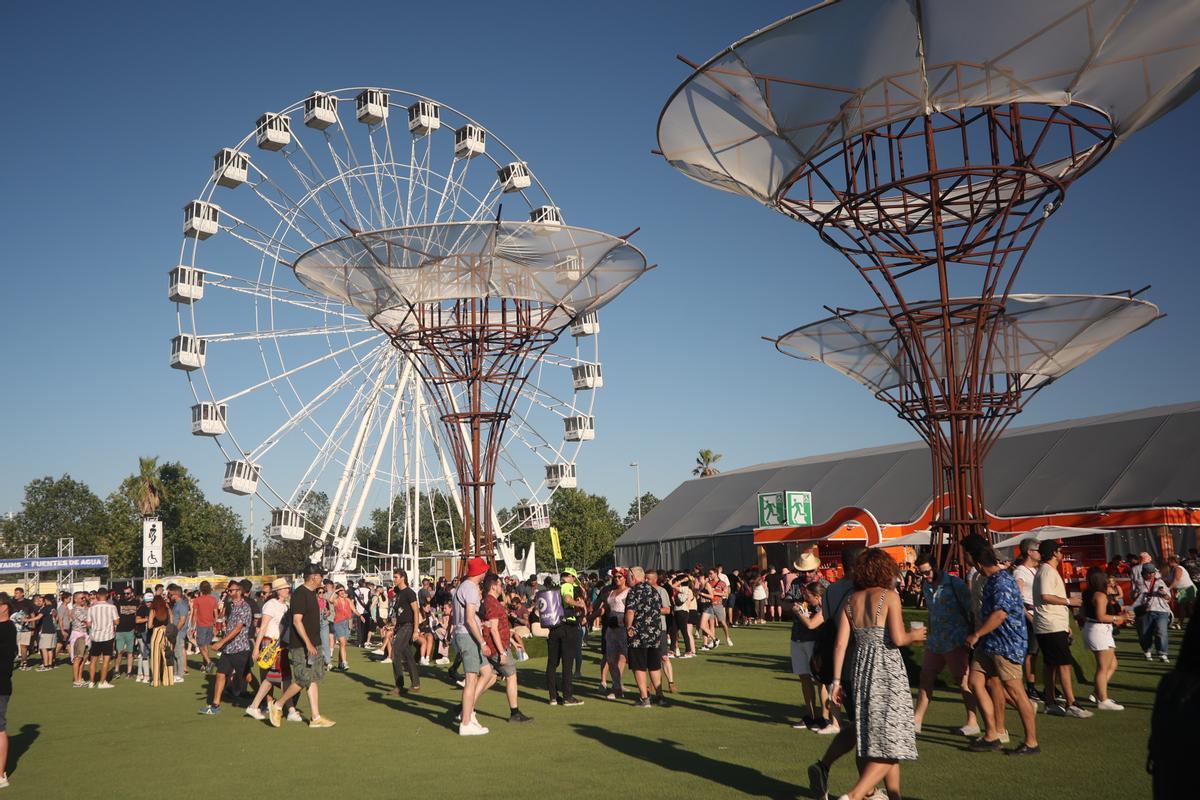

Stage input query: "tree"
[
  {"left": 693, "top": 448, "right": 723, "bottom": 477},
  {"left": 510, "top": 488, "right": 622, "bottom": 572},
  {"left": 153, "top": 462, "right": 249, "bottom": 574},
  {"left": 1, "top": 475, "right": 106, "bottom": 559},
  {"left": 623, "top": 492, "right": 661, "bottom": 528},
  {"left": 130, "top": 456, "right": 166, "bottom": 517}
]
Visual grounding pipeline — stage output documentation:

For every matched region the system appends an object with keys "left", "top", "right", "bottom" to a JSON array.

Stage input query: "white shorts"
[{"left": 1083, "top": 621, "right": 1114, "bottom": 652}]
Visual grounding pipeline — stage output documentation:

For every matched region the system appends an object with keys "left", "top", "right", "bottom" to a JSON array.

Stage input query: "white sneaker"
[
  {"left": 435, "top": 657, "right": 450, "bottom": 665},
  {"left": 725, "top": 639, "right": 734, "bottom": 647},
  {"left": 86, "top": 682, "right": 95, "bottom": 689},
  {"left": 245, "top": 707, "right": 266, "bottom": 720},
  {"left": 381, "top": 658, "right": 392, "bottom": 664},
  {"left": 997, "top": 731, "right": 1011, "bottom": 744},
  {"left": 815, "top": 722, "right": 840, "bottom": 735},
  {"left": 458, "top": 721, "right": 489, "bottom": 736},
  {"left": 371, "top": 648, "right": 386, "bottom": 656},
  {"left": 287, "top": 709, "right": 304, "bottom": 723},
  {"left": 173, "top": 676, "right": 184, "bottom": 684},
  {"left": 1160, "top": 654, "right": 1170, "bottom": 663},
  {"left": 0, "top": 774, "right": 8, "bottom": 788},
  {"left": 866, "top": 789, "right": 889, "bottom": 800},
  {"left": 419, "top": 657, "right": 431, "bottom": 666},
  {"left": 955, "top": 724, "right": 981, "bottom": 736},
  {"left": 1097, "top": 699, "right": 1125, "bottom": 711},
  {"left": 1144, "top": 651, "right": 1153, "bottom": 661},
  {"left": 96, "top": 682, "right": 114, "bottom": 689},
  {"left": 1065, "top": 705, "right": 1094, "bottom": 719}
]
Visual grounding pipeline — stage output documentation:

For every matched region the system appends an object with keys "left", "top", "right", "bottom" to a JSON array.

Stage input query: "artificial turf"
[{"left": 2, "top": 619, "right": 1167, "bottom": 798}]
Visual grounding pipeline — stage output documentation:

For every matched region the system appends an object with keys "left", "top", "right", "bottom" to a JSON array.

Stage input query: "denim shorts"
[
  {"left": 332, "top": 619, "right": 350, "bottom": 639},
  {"left": 454, "top": 633, "right": 486, "bottom": 674}
]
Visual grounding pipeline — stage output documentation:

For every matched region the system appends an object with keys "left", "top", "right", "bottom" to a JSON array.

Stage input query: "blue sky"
[{"left": 2, "top": 1, "right": 1198, "bottom": 524}]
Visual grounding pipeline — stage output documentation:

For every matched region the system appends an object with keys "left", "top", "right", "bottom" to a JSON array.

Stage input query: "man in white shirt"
[
  {"left": 1011, "top": 539, "right": 1041, "bottom": 700},
  {"left": 86, "top": 588, "right": 119, "bottom": 689},
  {"left": 1032, "top": 541, "right": 1090, "bottom": 718}
]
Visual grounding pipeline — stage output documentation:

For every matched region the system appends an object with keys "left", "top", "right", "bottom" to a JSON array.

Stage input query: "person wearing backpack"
[{"left": 911, "top": 553, "right": 979, "bottom": 737}]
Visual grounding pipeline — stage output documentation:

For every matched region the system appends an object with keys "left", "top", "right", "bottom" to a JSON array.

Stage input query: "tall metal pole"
[{"left": 630, "top": 462, "right": 641, "bottom": 520}]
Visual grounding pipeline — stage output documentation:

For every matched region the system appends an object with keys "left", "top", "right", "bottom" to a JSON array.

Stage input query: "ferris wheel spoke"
[
  {"left": 217, "top": 336, "right": 382, "bottom": 405},
  {"left": 246, "top": 350, "right": 385, "bottom": 464},
  {"left": 206, "top": 279, "right": 366, "bottom": 324},
  {"left": 247, "top": 167, "right": 339, "bottom": 246},
  {"left": 328, "top": 116, "right": 387, "bottom": 230},
  {"left": 284, "top": 136, "right": 367, "bottom": 234},
  {"left": 220, "top": 211, "right": 304, "bottom": 261},
  {"left": 203, "top": 323, "right": 376, "bottom": 344}
]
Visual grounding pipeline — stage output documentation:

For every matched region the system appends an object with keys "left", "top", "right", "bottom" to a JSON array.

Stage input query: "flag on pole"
[{"left": 549, "top": 526, "right": 562, "bottom": 560}]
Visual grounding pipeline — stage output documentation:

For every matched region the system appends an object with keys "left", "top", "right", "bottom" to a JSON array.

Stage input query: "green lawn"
[{"left": 3, "top": 621, "right": 1167, "bottom": 798}]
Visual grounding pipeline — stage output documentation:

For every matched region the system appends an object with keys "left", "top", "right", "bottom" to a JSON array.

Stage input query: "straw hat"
[
  {"left": 793, "top": 553, "right": 821, "bottom": 572},
  {"left": 271, "top": 577, "right": 290, "bottom": 592}
]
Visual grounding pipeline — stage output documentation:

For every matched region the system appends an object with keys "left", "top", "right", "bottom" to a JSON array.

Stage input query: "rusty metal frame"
[
  {"left": 782, "top": 103, "right": 1117, "bottom": 567},
  {"left": 374, "top": 287, "right": 566, "bottom": 574}
]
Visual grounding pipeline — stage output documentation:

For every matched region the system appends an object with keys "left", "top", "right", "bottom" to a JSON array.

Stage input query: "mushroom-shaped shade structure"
[
  {"left": 772, "top": 292, "right": 1160, "bottom": 414},
  {"left": 292, "top": 220, "right": 648, "bottom": 335},
  {"left": 657, "top": 0, "right": 1200, "bottom": 208}
]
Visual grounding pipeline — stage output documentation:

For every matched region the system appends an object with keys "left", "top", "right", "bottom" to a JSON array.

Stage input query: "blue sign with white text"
[{"left": 0, "top": 556, "right": 109, "bottom": 574}]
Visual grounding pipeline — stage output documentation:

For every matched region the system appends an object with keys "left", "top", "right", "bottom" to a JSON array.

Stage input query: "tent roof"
[{"left": 616, "top": 401, "right": 1200, "bottom": 546}]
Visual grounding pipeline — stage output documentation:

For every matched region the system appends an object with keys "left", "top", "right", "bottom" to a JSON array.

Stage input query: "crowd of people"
[
  {"left": 789, "top": 539, "right": 1195, "bottom": 800},
  {"left": 0, "top": 541, "right": 1192, "bottom": 794}
]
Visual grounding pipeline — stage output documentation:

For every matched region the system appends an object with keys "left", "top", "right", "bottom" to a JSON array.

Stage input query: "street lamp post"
[{"left": 630, "top": 462, "right": 641, "bottom": 521}]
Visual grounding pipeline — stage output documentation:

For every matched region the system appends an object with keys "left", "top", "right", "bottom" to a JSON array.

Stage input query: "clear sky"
[{"left": 2, "top": 1, "right": 1198, "bottom": 524}]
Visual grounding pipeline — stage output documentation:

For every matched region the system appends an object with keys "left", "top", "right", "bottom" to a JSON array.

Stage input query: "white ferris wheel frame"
[{"left": 172, "top": 87, "right": 601, "bottom": 572}]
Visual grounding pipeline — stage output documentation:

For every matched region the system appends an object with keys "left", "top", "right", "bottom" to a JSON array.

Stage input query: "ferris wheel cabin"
[
  {"left": 571, "top": 362, "right": 603, "bottom": 390},
  {"left": 563, "top": 415, "right": 595, "bottom": 442},
  {"left": 168, "top": 266, "right": 204, "bottom": 303},
  {"left": 356, "top": 90, "right": 388, "bottom": 125},
  {"left": 190, "top": 402, "right": 227, "bottom": 436},
  {"left": 545, "top": 462, "right": 577, "bottom": 489},
  {"left": 304, "top": 92, "right": 338, "bottom": 129},
  {"left": 183, "top": 200, "right": 220, "bottom": 239},
  {"left": 454, "top": 124, "right": 486, "bottom": 159},
  {"left": 255, "top": 113, "right": 292, "bottom": 151},
  {"left": 213, "top": 148, "right": 249, "bottom": 188},
  {"left": 571, "top": 312, "right": 599, "bottom": 337},
  {"left": 222, "top": 460, "right": 260, "bottom": 496},
  {"left": 270, "top": 508, "right": 307, "bottom": 541},
  {"left": 169, "top": 334, "right": 207, "bottom": 371},
  {"left": 529, "top": 205, "right": 562, "bottom": 231},
  {"left": 407, "top": 101, "right": 441, "bottom": 135},
  {"left": 498, "top": 162, "right": 531, "bottom": 192},
  {"left": 555, "top": 255, "right": 582, "bottom": 284},
  {"left": 515, "top": 500, "right": 551, "bottom": 530}
]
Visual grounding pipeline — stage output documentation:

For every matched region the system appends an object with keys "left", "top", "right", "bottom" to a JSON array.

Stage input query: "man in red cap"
[{"left": 453, "top": 557, "right": 496, "bottom": 735}]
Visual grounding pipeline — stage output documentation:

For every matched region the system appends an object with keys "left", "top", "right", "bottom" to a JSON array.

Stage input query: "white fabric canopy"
[
  {"left": 292, "top": 221, "right": 648, "bottom": 323},
  {"left": 772, "top": 293, "right": 1159, "bottom": 397},
  {"left": 992, "top": 525, "right": 1110, "bottom": 551},
  {"left": 871, "top": 530, "right": 946, "bottom": 548},
  {"left": 658, "top": 0, "right": 1200, "bottom": 206}
]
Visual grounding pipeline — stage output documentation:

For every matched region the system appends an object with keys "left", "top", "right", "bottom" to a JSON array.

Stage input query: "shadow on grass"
[
  {"left": 570, "top": 723, "right": 803, "bottom": 799},
  {"left": 8, "top": 723, "right": 39, "bottom": 776},
  {"left": 365, "top": 688, "right": 460, "bottom": 728}
]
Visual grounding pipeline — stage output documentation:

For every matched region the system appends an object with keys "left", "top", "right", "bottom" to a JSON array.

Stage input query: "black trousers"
[
  {"left": 546, "top": 623, "right": 581, "bottom": 701},
  {"left": 391, "top": 623, "right": 420, "bottom": 689}
]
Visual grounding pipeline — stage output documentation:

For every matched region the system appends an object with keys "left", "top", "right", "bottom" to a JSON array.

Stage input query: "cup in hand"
[{"left": 910, "top": 621, "right": 925, "bottom": 631}]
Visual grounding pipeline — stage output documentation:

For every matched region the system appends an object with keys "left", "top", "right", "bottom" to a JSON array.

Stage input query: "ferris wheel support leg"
[
  {"left": 311, "top": 366, "right": 387, "bottom": 561},
  {"left": 410, "top": 376, "right": 423, "bottom": 578},
  {"left": 336, "top": 360, "right": 411, "bottom": 570}
]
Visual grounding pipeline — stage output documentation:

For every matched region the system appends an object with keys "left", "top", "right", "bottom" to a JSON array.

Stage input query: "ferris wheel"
[{"left": 168, "top": 87, "right": 603, "bottom": 571}]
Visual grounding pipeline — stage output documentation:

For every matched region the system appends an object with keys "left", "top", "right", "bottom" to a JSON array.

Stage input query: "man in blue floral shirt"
[
  {"left": 964, "top": 546, "right": 1039, "bottom": 755},
  {"left": 198, "top": 581, "right": 253, "bottom": 716},
  {"left": 912, "top": 553, "right": 978, "bottom": 735}
]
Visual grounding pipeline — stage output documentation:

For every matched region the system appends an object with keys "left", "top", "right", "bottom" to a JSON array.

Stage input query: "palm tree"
[
  {"left": 131, "top": 456, "right": 166, "bottom": 517},
  {"left": 693, "top": 449, "right": 723, "bottom": 477}
]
